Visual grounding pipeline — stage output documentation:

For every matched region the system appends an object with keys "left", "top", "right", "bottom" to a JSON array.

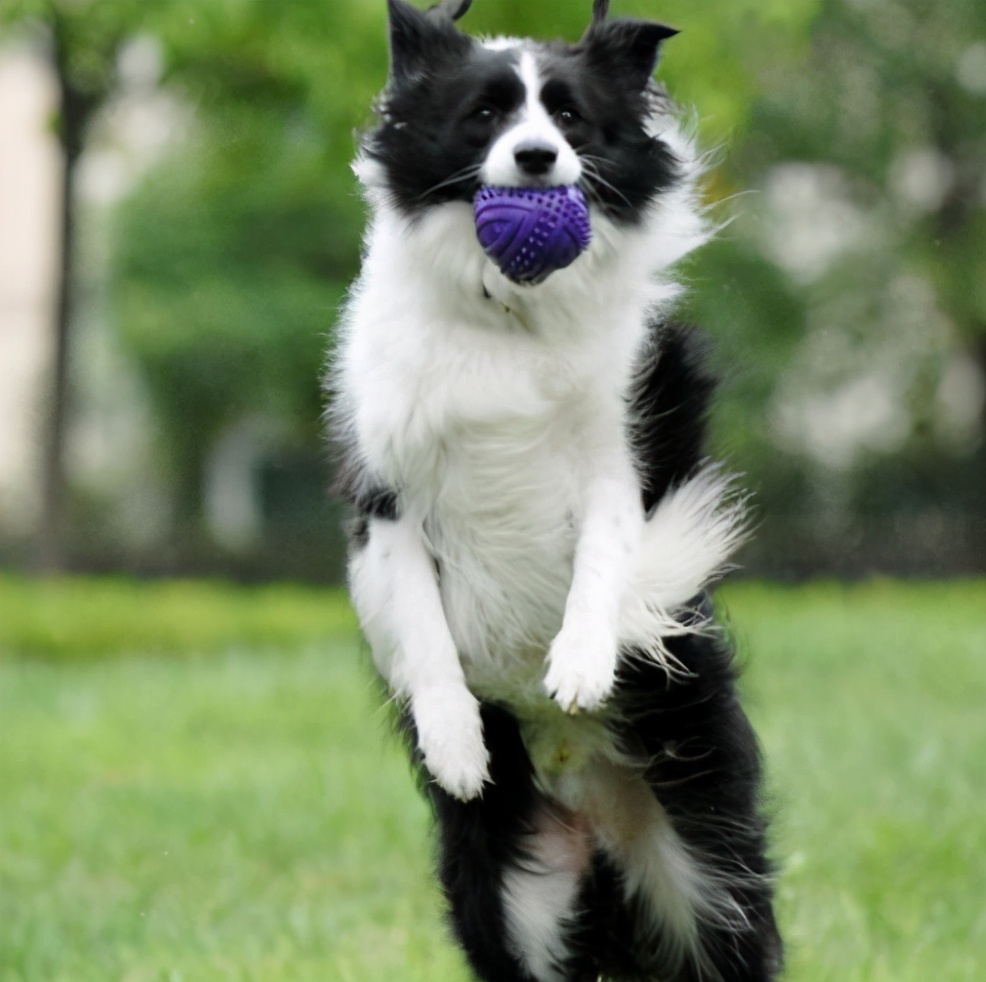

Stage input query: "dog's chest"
[
  {"left": 353, "top": 315, "right": 612, "bottom": 674},
  {"left": 353, "top": 310, "right": 607, "bottom": 490},
  {"left": 427, "top": 407, "right": 582, "bottom": 680}
]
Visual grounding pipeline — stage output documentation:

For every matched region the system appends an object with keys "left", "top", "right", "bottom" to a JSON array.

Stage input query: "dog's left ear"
[{"left": 580, "top": 17, "right": 679, "bottom": 90}]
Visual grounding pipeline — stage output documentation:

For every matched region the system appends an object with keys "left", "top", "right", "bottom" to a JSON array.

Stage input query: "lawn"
[{"left": 0, "top": 576, "right": 983, "bottom": 981}]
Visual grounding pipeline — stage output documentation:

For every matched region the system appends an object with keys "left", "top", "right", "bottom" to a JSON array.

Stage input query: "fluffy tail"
[{"left": 619, "top": 466, "right": 749, "bottom": 669}]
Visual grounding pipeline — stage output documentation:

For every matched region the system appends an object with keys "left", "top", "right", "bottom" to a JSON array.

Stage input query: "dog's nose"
[{"left": 514, "top": 140, "right": 558, "bottom": 177}]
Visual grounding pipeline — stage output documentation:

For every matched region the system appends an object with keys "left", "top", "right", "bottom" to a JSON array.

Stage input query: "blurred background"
[{"left": 1, "top": 0, "right": 983, "bottom": 583}]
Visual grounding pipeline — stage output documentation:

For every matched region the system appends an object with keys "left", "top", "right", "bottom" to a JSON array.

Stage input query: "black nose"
[{"left": 514, "top": 140, "right": 558, "bottom": 176}]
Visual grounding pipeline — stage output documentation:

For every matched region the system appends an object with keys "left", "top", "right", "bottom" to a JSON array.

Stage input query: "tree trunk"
[
  {"left": 36, "top": 129, "right": 79, "bottom": 569},
  {"left": 35, "top": 18, "right": 99, "bottom": 571}
]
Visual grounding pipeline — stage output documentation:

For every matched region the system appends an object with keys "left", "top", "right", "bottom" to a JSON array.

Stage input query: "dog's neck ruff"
[{"left": 354, "top": 176, "right": 708, "bottom": 350}]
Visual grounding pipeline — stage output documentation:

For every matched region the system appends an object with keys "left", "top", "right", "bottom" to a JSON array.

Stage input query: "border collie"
[{"left": 329, "top": 1, "right": 782, "bottom": 978}]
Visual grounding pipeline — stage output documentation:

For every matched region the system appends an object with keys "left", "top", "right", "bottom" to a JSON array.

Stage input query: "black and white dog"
[{"left": 329, "top": 1, "right": 782, "bottom": 979}]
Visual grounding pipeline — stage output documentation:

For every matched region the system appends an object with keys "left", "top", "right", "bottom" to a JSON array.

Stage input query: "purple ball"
[{"left": 474, "top": 185, "right": 592, "bottom": 285}]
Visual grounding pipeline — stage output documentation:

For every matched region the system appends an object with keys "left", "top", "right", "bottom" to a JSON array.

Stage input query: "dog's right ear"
[
  {"left": 429, "top": 0, "right": 473, "bottom": 20},
  {"left": 580, "top": 16, "right": 679, "bottom": 91},
  {"left": 387, "top": 0, "right": 471, "bottom": 82},
  {"left": 591, "top": 0, "right": 611, "bottom": 25}
]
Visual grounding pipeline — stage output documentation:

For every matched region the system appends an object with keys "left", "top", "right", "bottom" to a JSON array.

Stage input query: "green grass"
[
  {"left": 1, "top": 577, "right": 984, "bottom": 980},
  {"left": 0, "top": 575, "right": 357, "bottom": 661}
]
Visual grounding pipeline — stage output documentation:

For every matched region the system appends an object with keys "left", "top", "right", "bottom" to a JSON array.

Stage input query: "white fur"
[
  {"left": 620, "top": 467, "right": 750, "bottom": 667},
  {"left": 502, "top": 803, "right": 590, "bottom": 981},
  {"left": 334, "top": 42, "right": 746, "bottom": 970},
  {"left": 481, "top": 51, "right": 582, "bottom": 187},
  {"left": 348, "top": 509, "right": 490, "bottom": 799}
]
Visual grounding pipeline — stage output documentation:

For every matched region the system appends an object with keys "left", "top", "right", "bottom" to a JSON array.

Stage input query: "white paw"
[
  {"left": 543, "top": 624, "right": 618, "bottom": 714},
  {"left": 412, "top": 684, "right": 490, "bottom": 801}
]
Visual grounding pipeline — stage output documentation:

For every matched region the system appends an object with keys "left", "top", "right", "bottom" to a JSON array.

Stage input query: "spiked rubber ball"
[{"left": 474, "top": 185, "right": 592, "bottom": 285}]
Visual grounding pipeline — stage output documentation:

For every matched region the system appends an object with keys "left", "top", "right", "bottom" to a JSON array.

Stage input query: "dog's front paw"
[
  {"left": 543, "top": 624, "right": 618, "bottom": 715},
  {"left": 412, "top": 684, "right": 490, "bottom": 801}
]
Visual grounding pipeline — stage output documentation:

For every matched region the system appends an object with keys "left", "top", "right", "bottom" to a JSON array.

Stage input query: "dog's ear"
[
  {"left": 386, "top": 0, "right": 471, "bottom": 81},
  {"left": 580, "top": 17, "right": 679, "bottom": 90},
  {"left": 428, "top": 0, "right": 473, "bottom": 21}
]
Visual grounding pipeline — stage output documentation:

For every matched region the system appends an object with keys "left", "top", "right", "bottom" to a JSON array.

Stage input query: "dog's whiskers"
[
  {"left": 578, "top": 155, "right": 634, "bottom": 209},
  {"left": 416, "top": 163, "right": 484, "bottom": 201}
]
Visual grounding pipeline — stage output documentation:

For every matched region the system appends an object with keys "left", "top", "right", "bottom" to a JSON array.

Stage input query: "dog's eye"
[
  {"left": 470, "top": 105, "right": 496, "bottom": 123},
  {"left": 556, "top": 107, "right": 583, "bottom": 127}
]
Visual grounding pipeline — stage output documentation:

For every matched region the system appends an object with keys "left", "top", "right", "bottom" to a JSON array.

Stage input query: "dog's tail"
[{"left": 619, "top": 465, "right": 749, "bottom": 670}]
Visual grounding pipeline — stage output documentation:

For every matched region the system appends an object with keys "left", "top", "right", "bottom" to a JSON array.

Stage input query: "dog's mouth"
[{"left": 473, "top": 185, "right": 592, "bottom": 286}]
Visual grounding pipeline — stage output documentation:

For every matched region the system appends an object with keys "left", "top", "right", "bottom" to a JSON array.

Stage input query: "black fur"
[
  {"left": 366, "top": 1, "right": 680, "bottom": 221},
  {"left": 579, "top": 17, "right": 679, "bottom": 93},
  {"left": 610, "top": 630, "right": 782, "bottom": 980},
  {"left": 629, "top": 322, "right": 719, "bottom": 513},
  {"left": 417, "top": 704, "right": 545, "bottom": 982}
]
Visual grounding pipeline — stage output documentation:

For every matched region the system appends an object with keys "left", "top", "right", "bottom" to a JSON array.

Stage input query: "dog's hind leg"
[
  {"left": 423, "top": 704, "right": 590, "bottom": 982},
  {"left": 606, "top": 629, "right": 784, "bottom": 981},
  {"left": 499, "top": 800, "right": 593, "bottom": 982}
]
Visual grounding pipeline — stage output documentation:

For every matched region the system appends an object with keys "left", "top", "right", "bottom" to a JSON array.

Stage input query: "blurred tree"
[
  {"left": 0, "top": 0, "right": 171, "bottom": 568},
  {"left": 693, "top": 0, "right": 986, "bottom": 573},
  {"left": 111, "top": 0, "right": 391, "bottom": 572},
  {"left": 750, "top": 0, "right": 985, "bottom": 366}
]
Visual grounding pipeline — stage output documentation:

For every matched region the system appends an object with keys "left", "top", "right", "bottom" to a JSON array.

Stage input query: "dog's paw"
[
  {"left": 543, "top": 624, "right": 618, "bottom": 715},
  {"left": 412, "top": 683, "right": 490, "bottom": 801}
]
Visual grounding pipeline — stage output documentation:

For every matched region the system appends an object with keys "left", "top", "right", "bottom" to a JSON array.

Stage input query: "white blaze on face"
[{"left": 480, "top": 49, "right": 582, "bottom": 187}]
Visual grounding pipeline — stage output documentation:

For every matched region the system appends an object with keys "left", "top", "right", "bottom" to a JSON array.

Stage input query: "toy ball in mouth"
[{"left": 474, "top": 185, "right": 592, "bottom": 285}]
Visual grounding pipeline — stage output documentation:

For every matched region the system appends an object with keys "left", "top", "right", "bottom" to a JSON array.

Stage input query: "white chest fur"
[{"left": 341, "top": 256, "right": 642, "bottom": 698}]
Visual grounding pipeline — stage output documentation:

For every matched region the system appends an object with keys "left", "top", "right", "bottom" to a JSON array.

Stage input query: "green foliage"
[
  {"left": 685, "top": 0, "right": 986, "bottom": 570},
  {"left": 114, "top": 157, "right": 346, "bottom": 518},
  {"left": 111, "top": 2, "right": 383, "bottom": 525},
  {"left": 739, "top": 0, "right": 986, "bottom": 341},
  {"left": 1, "top": 578, "right": 984, "bottom": 979},
  {"left": 1, "top": 0, "right": 132, "bottom": 95}
]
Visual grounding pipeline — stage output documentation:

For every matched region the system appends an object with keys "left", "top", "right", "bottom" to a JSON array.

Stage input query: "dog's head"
[{"left": 361, "top": 0, "right": 682, "bottom": 225}]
